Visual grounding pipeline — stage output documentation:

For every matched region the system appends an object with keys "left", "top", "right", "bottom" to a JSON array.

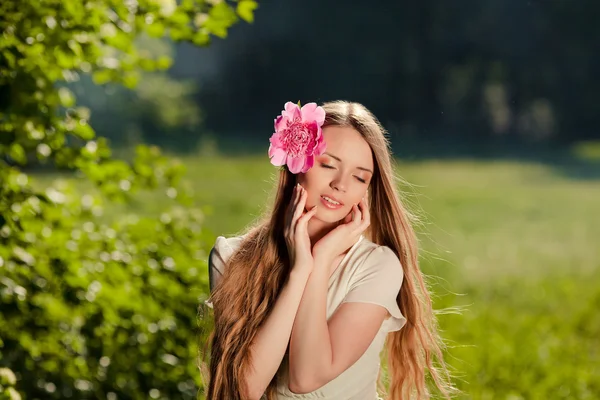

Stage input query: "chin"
[{"left": 315, "top": 207, "right": 346, "bottom": 223}]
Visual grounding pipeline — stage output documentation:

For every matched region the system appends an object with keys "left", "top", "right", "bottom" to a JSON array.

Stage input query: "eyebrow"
[{"left": 324, "top": 152, "right": 373, "bottom": 174}]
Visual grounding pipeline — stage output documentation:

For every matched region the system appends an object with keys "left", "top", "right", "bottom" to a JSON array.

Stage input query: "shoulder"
[
  {"left": 209, "top": 234, "right": 246, "bottom": 271},
  {"left": 212, "top": 235, "right": 244, "bottom": 256},
  {"left": 367, "top": 244, "right": 402, "bottom": 269},
  {"left": 339, "top": 238, "right": 407, "bottom": 332},
  {"left": 207, "top": 235, "right": 246, "bottom": 294},
  {"left": 349, "top": 239, "right": 403, "bottom": 281}
]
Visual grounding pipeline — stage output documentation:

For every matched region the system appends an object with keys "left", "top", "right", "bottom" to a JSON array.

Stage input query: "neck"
[{"left": 307, "top": 218, "right": 338, "bottom": 248}]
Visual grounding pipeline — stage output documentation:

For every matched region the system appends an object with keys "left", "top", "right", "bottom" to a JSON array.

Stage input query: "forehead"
[{"left": 320, "top": 126, "right": 373, "bottom": 168}]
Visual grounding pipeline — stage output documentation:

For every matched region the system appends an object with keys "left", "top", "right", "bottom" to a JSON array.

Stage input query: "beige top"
[{"left": 205, "top": 234, "right": 406, "bottom": 400}]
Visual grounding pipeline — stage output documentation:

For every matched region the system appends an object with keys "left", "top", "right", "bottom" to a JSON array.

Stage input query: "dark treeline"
[
  {"left": 67, "top": 0, "right": 600, "bottom": 158},
  {"left": 165, "top": 0, "right": 598, "bottom": 155}
]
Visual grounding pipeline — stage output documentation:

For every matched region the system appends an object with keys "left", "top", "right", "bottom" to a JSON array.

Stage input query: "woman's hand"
[
  {"left": 284, "top": 183, "right": 318, "bottom": 275},
  {"left": 312, "top": 195, "right": 370, "bottom": 268}
]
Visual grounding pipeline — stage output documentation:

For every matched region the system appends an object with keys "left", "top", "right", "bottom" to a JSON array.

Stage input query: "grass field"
[
  {"left": 35, "top": 154, "right": 600, "bottom": 399},
  {"left": 193, "top": 155, "right": 600, "bottom": 399}
]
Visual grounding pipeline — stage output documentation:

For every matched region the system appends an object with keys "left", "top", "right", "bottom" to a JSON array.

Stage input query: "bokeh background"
[{"left": 1, "top": 0, "right": 599, "bottom": 399}]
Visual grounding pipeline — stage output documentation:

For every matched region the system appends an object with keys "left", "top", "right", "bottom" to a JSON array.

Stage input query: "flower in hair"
[{"left": 268, "top": 101, "right": 327, "bottom": 174}]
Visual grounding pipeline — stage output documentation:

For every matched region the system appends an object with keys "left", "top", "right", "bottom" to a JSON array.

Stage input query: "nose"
[{"left": 330, "top": 175, "right": 348, "bottom": 192}]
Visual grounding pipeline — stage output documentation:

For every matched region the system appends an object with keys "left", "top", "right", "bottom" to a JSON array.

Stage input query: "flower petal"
[
  {"left": 301, "top": 102, "right": 326, "bottom": 125},
  {"left": 302, "top": 155, "right": 315, "bottom": 172},
  {"left": 274, "top": 115, "right": 287, "bottom": 132},
  {"left": 287, "top": 156, "right": 305, "bottom": 174},
  {"left": 314, "top": 137, "right": 327, "bottom": 155},
  {"left": 269, "top": 146, "right": 288, "bottom": 166},
  {"left": 270, "top": 132, "right": 284, "bottom": 147},
  {"left": 314, "top": 124, "right": 323, "bottom": 139},
  {"left": 283, "top": 102, "right": 301, "bottom": 121}
]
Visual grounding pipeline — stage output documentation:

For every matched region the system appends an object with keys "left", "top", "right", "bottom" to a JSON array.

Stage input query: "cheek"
[
  {"left": 299, "top": 173, "right": 326, "bottom": 194},
  {"left": 348, "top": 190, "right": 365, "bottom": 206}
]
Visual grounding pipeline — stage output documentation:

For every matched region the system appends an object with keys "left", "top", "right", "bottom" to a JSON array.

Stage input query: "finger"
[
  {"left": 296, "top": 205, "right": 318, "bottom": 233},
  {"left": 358, "top": 197, "right": 366, "bottom": 211},
  {"left": 363, "top": 198, "right": 371, "bottom": 221},
  {"left": 340, "top": 206, "right": 353, "bottom": 226},
  {"left": 291, "top": 187, "right": 308, "bottom": 232},
  {"left": 295, "top": 188, "right": 307, "bottom": 219},
  {"left": 341, "top": 209, "right": 352, "bottom": 225},
  {"left": 359, "top": 198, "right": 370, "bottom": 228},
  {"left": 298, "top": 204, "right": 317, "bottom": 223},
  {"left": 352, "top": 204, "right": 361, "bottom": 225}
]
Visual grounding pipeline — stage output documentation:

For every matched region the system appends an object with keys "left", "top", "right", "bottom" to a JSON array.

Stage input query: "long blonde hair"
[{"left": 199, "top": 101, "right": 456, "bottom": 399}]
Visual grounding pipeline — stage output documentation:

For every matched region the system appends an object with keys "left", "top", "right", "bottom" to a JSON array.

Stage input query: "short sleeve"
[
  {"left": 204, "top": 236, "right": 235, "bottom": 310},
  {"left": 341, "top": 245, "right": 406, "bottom": 332}
]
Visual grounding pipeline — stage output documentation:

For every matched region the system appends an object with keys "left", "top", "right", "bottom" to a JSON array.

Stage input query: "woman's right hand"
[{"left": 284, "top": 183, "right": 318, "bottom": 275}]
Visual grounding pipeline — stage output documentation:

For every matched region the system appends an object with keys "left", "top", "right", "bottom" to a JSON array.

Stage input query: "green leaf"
[
  {"left": 169, "top": 26, "right": 193, "bottom": 41},
  {"left": 236, "top": 0, "right": 258, "bottom": 23},
  {"left": 54, "top": 48, "right": 76, "bottom": 69},
  {"left": 122, "top": 72, "right": 139, "bottom": 88},
  {"left": 2, "top": 50, "right": 16, "bottom": 68},
  {"left": 92, "top": 69, "right": 114, "bottom": 85},
  {"left": 156, "top": 56, "right": 172, "bottom": 70},
  {"left": 67, "top": 39, "right": 83, "bottom": 57},
  {"left": 9, "top": 143, "right": 27, "bottom": 165},
  {"left": 170, "top": 10, "right": 191, "bottom": 26},
  {"left": 192, "top": 32, "right": 210, "bottom": 46},
  {"left": 72, "top": 121, "right": 95, "bottom": 140},
  {"left": 139, "top": 58, "right": 156, "bottom": 71},
  {"left": 205, "top": 2, "right": 238, "bottom": 38},
  {"left": 58, "top": 87, "right": 75, "bottom": 107},
  {"left": 146, "top": 22, "right": 165, "bottom": 38}
]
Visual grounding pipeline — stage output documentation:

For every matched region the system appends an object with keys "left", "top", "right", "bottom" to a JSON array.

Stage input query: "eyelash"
[{"left": 320, "top": 163, "right": 366, "bottom": 183}]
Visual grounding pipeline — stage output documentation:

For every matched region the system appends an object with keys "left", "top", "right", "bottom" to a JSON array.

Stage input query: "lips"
[{"left": 321, "top": 194, "right": 344, "bottom": 206}]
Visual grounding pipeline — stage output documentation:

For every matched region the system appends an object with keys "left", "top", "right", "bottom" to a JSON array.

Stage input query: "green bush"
[
  {"left": 0, "top": 165, "right": 217, "bottom": 399},
  {"left": 0, "top": 0, "right": 257, "bottom": 398}
]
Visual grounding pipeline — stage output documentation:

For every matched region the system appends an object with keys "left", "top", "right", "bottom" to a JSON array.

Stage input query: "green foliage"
[
  {"left": 0, "top": 367, "right": 21, "bottom": 400},
  {"left": 0, "top": 172, "right": 214, "bottom": 398},
  {"left": 0, "top": 0, "right": 257, "bottom": 398},
  {"left": 0, "top": 0, "right": 257, "bottom": 171}
]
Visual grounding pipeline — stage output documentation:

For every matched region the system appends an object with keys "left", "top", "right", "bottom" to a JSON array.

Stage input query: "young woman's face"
[{"left": 297, "top": 125, "right": 374, "bottom": 224}]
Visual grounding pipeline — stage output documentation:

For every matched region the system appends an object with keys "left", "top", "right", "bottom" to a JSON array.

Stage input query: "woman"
[{"left": 201, "top": 101, "right": 455, "bottom": 399}]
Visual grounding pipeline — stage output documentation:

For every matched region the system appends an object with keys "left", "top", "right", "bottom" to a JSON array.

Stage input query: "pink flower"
[{"left": 268, "top": 101, "right": 327, "bottom": 174}]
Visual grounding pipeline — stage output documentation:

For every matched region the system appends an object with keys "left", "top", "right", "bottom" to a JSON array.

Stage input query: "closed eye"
[{"left": 320, "top": 163, "right": 367, "bottom": 183}]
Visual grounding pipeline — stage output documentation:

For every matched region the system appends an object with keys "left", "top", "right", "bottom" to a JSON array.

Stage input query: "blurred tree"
[
  {"left": 0, "top": 0, "right": 257, "bottom": 398},
  {"left": 73, "top": 36, "right": 204, "bottom": 151}
]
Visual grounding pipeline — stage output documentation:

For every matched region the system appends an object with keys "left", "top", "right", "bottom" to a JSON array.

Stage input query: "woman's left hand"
[{"left": 312, "top": 195, "right": 370, "bottom": 268}]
